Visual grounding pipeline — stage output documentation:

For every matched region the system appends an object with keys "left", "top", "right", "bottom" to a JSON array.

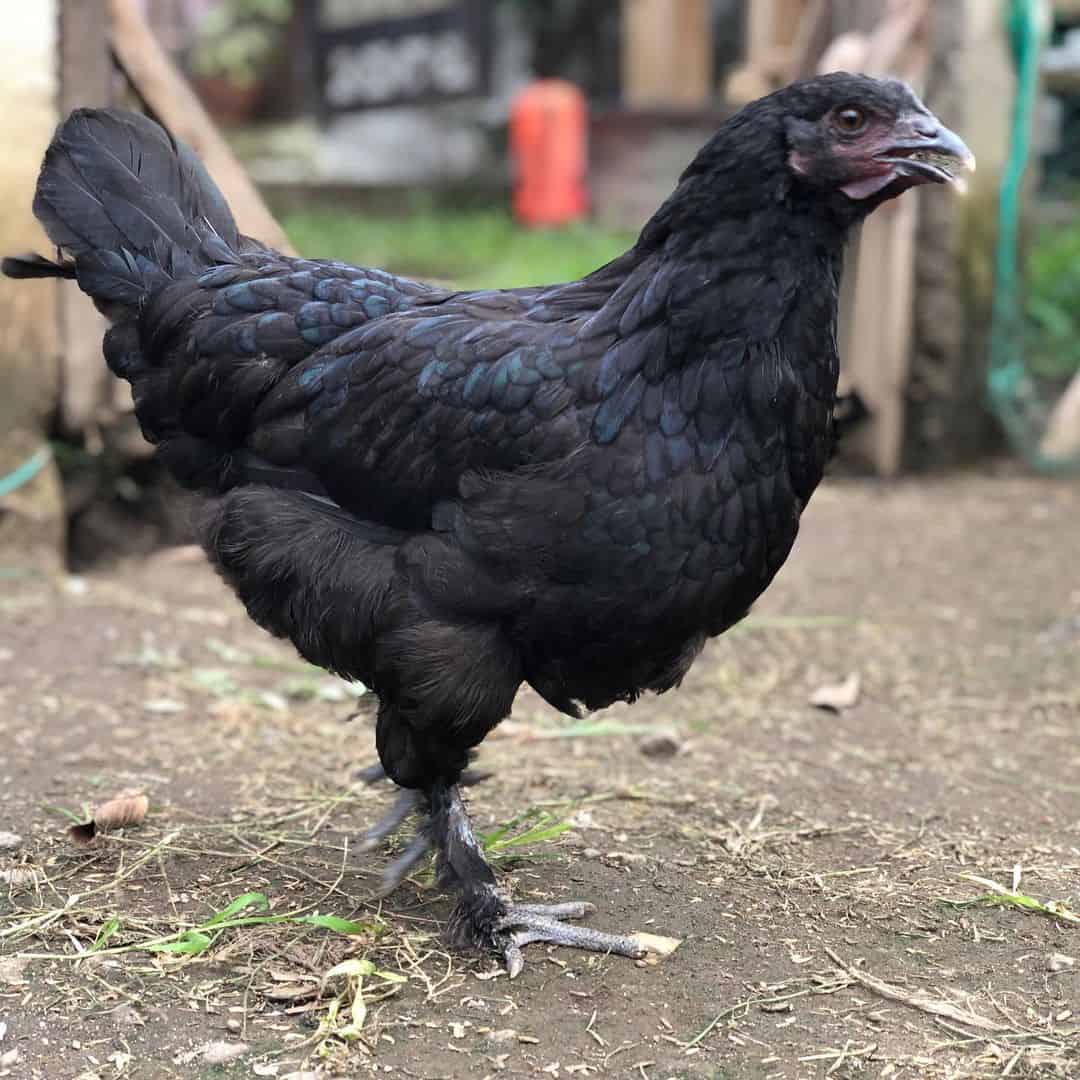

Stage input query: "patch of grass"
[
  {"left": 480, "top": 806, "right": 572, "bottom": 860},
  {"left": 942, "top": 873, "right": 1080, "bottom": 925},
  {"left": 282, "top": 204, "right": 635, "bottom": 290},
  {"left": 82, "top": 891, "right": 377, "bottom": 960},
  {"left": 314, "top": 956, "right": 407, "bottom": 1055}
]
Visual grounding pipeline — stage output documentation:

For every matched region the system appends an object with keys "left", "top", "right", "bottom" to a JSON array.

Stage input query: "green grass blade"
[
  {"left": 146, "top": 930, "right": 214, "bottom": 955},
  {"left": 200, "top": 891, "right": 270, "bottom": 928},
  {"left": 88, "top": 917, "right": 121, "bottom": 953},
  {"left": 299, "top": 914, "right": 375, "bottom": 935}
]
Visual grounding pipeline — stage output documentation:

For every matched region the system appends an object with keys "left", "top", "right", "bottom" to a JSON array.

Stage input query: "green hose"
[{"left": 989, "top": 0, "right": 1079, "bottom": 471}]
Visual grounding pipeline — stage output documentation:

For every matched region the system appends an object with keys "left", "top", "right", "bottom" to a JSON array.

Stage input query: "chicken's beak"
[{"left": 880, "top": 113, "right": 977, "bottom": 189}]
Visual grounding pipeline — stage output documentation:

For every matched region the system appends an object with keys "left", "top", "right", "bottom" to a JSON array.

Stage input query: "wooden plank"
[
  {"left": 108, "top": 0, "right": 295, "bottom": 255},
  {"left": 820, "top": 0, "right": 928, "bottom": 476},
  {"left": 57, "top": 0, "right": 113, "bottom": 437},
  {"left": 622, "top": 0, "right": 712, "bottom": 108}
]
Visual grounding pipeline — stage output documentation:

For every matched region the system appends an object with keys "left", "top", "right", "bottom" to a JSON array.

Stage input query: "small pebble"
[
  {"left": 485, "top": 1028, "right": 518, "bottom": 1046},
  {"left": 638, "top": 730, "right": 684, "bottom": 759},
  {"left": 1048, "top": 953, "right": 1076, "bottom": 972},
  {"left": 582, "top": 847, "right": 602, "bottom": 859},
  {"left": 607, "top": 851, "right": 647, "bottom": 867},
  {"left": 226, "top": 1019, "right": 241, "bottom": 1032},
  {"left": 0, "top": 833, "right": 21, "bottom": 852}
]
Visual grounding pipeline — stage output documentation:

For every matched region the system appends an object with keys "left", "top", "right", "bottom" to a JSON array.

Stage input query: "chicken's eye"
[{"left": 833, "top": 106, "right": 867, "bottom": 134}]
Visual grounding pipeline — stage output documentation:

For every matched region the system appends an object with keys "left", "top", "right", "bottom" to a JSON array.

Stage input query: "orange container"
[{"left": 509, "top": 79, "right": 588, "bottom": 227}]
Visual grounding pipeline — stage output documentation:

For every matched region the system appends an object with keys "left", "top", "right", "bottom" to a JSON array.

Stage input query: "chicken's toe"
[
  {"left": 495, "top": 903, "right": 648, "bottom": 977},
  {"left": 376, "top": 831, "right": 434, "bottom": 897},
  {"left": 359, "top": 787, "right": 423, "bottom": 852}
]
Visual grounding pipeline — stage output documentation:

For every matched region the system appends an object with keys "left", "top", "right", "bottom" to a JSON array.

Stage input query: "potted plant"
[{"left": 189, "top": 0, "right": 292, "bottom": 126}]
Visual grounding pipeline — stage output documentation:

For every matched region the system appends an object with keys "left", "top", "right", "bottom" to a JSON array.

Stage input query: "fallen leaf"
[
  {"left": 261, "top": 983, "right": 319, "bottom": 1003},
  {"left": 106, "top": 1051, "right": 131, "bottom": 1073},
  {"left": 200, "top": 1041, "right": 249, "bottom": 1065},
  {"left": 0, "top": 958, "right": 29, "bottom": 986},
  {"left": 809, "top": 673, "right": 861, "bottom": 712},
  {"left": 143, "top": 699, "right": 185, "bottom": 714},
  {"left": 69, "top": 790, "right": 149, "bottom": 845}
]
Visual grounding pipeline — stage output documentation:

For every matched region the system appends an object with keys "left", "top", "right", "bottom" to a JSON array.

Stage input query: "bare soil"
[{"left": 1, "top": 468, "right": 1078, "bottom": 1079}]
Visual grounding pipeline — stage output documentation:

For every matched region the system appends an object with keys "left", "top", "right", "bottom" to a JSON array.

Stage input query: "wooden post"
[
  {"left": 58, "top": 0, "right": 113, "bottom": 438},
  {"left": 621, "top": 0, "right": 713, "bottom": 108},
  {"left": 0, "top": 2, "right": 65, "bottom": 571},
  {"left": 727, "top": 0, "right": 812, "bottom": 102}
]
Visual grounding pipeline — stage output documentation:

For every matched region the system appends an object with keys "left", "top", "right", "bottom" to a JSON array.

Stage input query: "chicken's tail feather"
[
  {"left": 0, "top": 252, "right": 76, "bottom": 280},
  {"left": 16, "top": 108, "right": 247, "bottom": 308}
]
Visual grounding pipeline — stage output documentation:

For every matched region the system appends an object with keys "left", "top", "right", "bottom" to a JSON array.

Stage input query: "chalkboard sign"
[{"left": 311, "top": 0, "right": 493, "bottom": 114}]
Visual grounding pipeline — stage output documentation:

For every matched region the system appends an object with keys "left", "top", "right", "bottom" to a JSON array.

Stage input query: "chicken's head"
[{"left": 781, "top": 73, "right": 975, "bottom": 204}]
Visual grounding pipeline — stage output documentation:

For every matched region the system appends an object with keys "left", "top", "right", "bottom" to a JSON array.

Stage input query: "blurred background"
[{"left": 0, "top": 0, "right": 1078, "bottom": 574}]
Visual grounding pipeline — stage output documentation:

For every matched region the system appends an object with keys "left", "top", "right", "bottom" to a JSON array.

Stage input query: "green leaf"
[
  {"left": 299, "top": 914, "right": 373, "bottom": 935},
  {"left": 483, "top": 809, "right": 572, "bottom": 854},
  {"left": 348, "top": 983, "right": 367, "bottom": 1032},
  {"left": 89, "top": 917, "right": 121, "bottom": 953},
  {"left": 324, "top": 958, "right": 375, "bottom": 980},
  {"left": 147, "top": 930, "right": 213, "bottom": 955},
  {"left": 200, "top": 892, "right": 269, "bottom": 928},
  {"left": 371, "top": 968, "right": 407, "bottom": 984}
]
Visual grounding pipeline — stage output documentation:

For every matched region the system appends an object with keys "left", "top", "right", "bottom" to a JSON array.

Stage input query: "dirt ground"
[{"left": 1, "top": 468, "right": 1078, "bottom": 1080}]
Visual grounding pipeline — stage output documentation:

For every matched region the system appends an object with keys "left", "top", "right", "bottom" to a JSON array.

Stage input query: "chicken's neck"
[
  {"left": 577, "top": 199, "right": 849, "bottom": 504},
  {"left": 595, "top": 197, "right": 849, "bottom": 370}
]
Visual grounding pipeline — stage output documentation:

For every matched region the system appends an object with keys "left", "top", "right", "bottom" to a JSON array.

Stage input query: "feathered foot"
[
  {"left": 357, "top": 772, "right": 648, "bottom": 973},
  {"left": 356, "top": 758, "right": 488, "bottom": 897},
  {"left": 432, "top": 782, "right": 648, "bottom": 977}
]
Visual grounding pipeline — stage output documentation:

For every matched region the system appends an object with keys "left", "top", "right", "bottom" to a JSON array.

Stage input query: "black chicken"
[{"left": 5, "top": 75, "right": 972, "bottom": 974}]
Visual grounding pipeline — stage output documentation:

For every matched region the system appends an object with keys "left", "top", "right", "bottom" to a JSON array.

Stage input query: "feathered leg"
[
  {"left": 357, "top": 756, "right": 489, "bottom": 896},
  {"left": 359, "top": 775, "right": 647, "bottom": 974},
  {"left": 430, "top": 781, "right": 648, "bottom": 977}
]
